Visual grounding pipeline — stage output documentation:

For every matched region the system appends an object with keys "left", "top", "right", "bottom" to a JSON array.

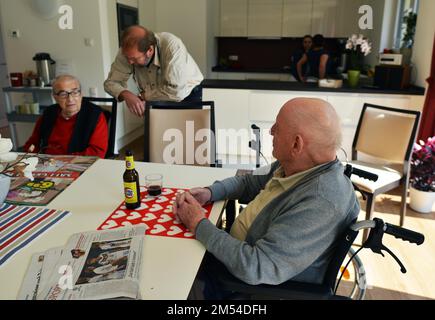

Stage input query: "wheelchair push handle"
[
  {"left": 344, "top": 164, "right": 378, "bottom": 182},
  {"left": 384, "top": 223, "right": 425, "bottom": 245},
  {"left": 351, "top": 167, "right": 378, "bottom": 182}
]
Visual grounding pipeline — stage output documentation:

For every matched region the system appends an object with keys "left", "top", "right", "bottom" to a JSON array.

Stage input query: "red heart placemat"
[{"left": 97, "top": 188, "right": 212, "bottom": 239}]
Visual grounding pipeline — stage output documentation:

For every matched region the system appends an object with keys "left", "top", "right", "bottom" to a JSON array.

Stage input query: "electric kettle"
[{"left": 32, "top": 52, "right": 56, "bottom": 86}]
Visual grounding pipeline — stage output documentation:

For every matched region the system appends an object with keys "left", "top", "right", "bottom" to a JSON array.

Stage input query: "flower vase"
[
  {"left": 409, "top": 187, "right": 435, "bottom": 213},
  {"left": 347, "top": 70, "right": 361, "bottom": 88},
  {"left": 0, "top": 174, "right": 11, "bottom": 204}
]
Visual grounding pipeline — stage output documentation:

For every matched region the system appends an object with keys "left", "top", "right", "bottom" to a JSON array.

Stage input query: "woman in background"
[
  {"left": 297, "top": 34, "right": 330, "bottom": 82},
  {"left": 291, "top": 35, "right": 312, "bottom": 81}
]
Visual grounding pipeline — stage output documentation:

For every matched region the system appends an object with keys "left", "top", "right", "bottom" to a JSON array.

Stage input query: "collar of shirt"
[
  {"left": 151, "top": 35, "right": 161, "bottom": 69},
  {"left": 271, "top": 164, "right": 324, "bottom": 191}
]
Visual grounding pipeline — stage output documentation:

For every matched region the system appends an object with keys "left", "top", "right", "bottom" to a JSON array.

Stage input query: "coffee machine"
[{"left": 32, "top": 52, "right": 56, "bottom": 86}]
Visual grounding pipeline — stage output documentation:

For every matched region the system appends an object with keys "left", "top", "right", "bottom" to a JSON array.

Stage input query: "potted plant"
[
  {"left": 409, "top": 137, "right": 435, "bottom": 213},
  {"left": 345, "top": 34, "right": 372, "bottom": 88},
  {"left": 401, "top": 10, "right": 417, "bottom": 65}
]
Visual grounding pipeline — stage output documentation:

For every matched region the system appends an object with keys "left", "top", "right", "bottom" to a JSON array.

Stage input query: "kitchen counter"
[{"left": 202, "top": 79, "right": 426, "bottom": 96}]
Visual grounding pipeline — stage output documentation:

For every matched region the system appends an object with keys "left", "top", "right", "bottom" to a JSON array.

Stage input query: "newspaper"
[
  {"left": 17, "top": 226, "right": 145, "bottom": 300},
  {"left": 17, "top": 247, "right": 64, "bottom": 300}
]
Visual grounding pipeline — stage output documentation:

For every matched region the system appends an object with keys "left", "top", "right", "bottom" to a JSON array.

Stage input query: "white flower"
[{"left": 21, "top": 157, "right": 38, "bottom": 181}]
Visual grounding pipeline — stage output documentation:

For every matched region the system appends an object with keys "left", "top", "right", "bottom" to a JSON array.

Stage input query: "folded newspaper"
[{"left": 17, "top": 226, "right": 145, "bottom": 300}]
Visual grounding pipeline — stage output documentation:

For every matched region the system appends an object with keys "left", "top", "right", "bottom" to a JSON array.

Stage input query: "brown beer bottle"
[{"left": 123, "top": 150, "right": 140, "bottom": 209}]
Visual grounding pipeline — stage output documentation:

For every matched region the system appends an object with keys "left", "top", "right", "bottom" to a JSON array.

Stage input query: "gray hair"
[{"left": 52, "top": 75, "right": 81, "bottom": 93}]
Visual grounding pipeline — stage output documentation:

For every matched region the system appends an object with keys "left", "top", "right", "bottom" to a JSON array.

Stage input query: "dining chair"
[
  {"left": 349, "top": 103, "right": 420, "bottom": 240},
  {"left": 82, "top": 97, "right": 118, "bottom": 159},
  {"left": 143, "top": 100, "right": 218, "bottom": 167}
]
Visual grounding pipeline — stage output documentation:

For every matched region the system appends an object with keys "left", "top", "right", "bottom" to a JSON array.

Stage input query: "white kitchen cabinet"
[
  {"left": 312, "top": 0, "right": 366, "bottom": 38},
  {"left": 311, "top": 0, "right": 339, "bottom": 37},
  {"left": 203, "top": 88, "right": 251, "bottom": 156},
  {"left": 327, "top": 94, "right": 364, "bottom": 158},
  {"left": 247, "top": 0, "right": 283, "bottom": 37},
  {"left": 203, "top": 87, "right": 423, "bottom": 165},
  {"left": 282, "top": 0, "right": 313, "bottom": 37},
  {"left": 249, "top": 90, "right": 328, "bottom": 158},
  {"left": 220, "top": 0, "right": 248, "bottom": 37}
]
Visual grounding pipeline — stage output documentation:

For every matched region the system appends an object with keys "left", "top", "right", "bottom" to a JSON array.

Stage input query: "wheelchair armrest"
[{"left": 217, "top": 269, "right": 334, "bottom": 300}]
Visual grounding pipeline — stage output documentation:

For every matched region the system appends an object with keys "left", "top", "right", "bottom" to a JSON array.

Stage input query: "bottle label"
[
  {"left": 125, "top": 156, "right": 135, "bottom": 170},
  {"left": 124, "top": 182, "right": 138, "bottom": 203}
]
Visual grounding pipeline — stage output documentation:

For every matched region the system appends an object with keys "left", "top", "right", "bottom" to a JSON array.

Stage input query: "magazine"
[
  {"left": 6, "top": 176, "right": 75, "bottom": 206},
  {"left": 4, "top": 155, "right": 98, "bottom": 206},
  {"left": 17, "top": 226, "right": 145, "bottom": 300}
]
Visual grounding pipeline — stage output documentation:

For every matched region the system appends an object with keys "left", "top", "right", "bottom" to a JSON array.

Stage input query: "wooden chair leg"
[
  {"left": 400, "top": 180, "right": 409, "bottom": 227},
  {"left": 362, "top": 194, "right": 375, "bottom": 243}
]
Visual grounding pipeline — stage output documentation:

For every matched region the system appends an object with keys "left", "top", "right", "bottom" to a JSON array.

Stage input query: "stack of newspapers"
[{"left": 17, "top": 226, "right": 145, "bottom": 300}]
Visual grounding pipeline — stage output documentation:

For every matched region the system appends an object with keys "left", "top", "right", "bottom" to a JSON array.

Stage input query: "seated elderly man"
[
  {"left": 174, "top": 98, "right": 360, "bottom": 299},
  {"left": 24, "top": 75, "right": 108, "bottom": 158}
]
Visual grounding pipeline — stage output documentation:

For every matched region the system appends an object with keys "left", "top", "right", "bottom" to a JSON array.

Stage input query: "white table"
[{"left": 0, "top": 159, "right": 236, "bottom": 299}]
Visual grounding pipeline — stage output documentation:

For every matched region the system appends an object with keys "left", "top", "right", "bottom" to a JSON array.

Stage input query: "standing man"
[{"left": 104, "top": 25, "right": 204, "bottom": 117}]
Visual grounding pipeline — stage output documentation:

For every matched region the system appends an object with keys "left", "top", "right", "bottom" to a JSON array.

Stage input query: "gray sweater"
[{"left": 195, "top": 159, "right": 360, "bottom": 285}]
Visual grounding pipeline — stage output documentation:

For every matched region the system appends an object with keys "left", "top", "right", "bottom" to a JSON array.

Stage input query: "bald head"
[
  {"left": 270, "top": 98, "right": 341, "bottom": 172},
  {"left": 281, "top": 98, "right": 342, "bottom": 154},
  {"left": 121, "top": 25, "right": 156, "bottom": 52}
]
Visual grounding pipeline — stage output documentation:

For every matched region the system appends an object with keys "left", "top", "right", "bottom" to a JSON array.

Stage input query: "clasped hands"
[{"left": 172, "top": 187, "right": 211, "bottom": 235}]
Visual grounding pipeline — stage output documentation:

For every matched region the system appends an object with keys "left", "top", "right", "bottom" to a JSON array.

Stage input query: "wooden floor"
[
  {"left": 348, "top": 191, "right": 435, "bottom": 300},
  {"left": 123, "top": 136, "right": 435, "bottom": 300}
]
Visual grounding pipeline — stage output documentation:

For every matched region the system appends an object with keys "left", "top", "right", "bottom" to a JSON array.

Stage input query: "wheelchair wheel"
[{"left": 335, "top": 247, "right": 367, "bottom": 300}]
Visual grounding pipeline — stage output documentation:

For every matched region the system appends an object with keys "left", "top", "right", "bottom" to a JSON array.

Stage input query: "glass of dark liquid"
[{"left": 145, "top": 174, "right": 163, "bottom": 197}]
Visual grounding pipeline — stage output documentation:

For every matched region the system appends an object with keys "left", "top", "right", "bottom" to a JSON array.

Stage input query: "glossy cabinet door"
[
  {"left": 282, "top": 0, "right": 313, "bottom": 37},
  {"left": 247, "top": 0, "right": 283, "bottom": 37},
  {"left": 203, "top": 88, "right": 251, "bottom": 156},
  {"left": 220, "top": 0, "right": 248, "bottom": 37},
  {"left": 311, "top": 0, "right": 339, "bottom": 37}
]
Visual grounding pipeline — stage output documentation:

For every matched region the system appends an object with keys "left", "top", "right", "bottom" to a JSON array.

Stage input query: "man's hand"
[
  {"left": 120, "top": 90, "right": 145, "bottom": 117},
  {"left": 173, "top": 192, "right": 206, "bottom": 234},
  {"left": 189, "top": 187, "right": 212, "bottom": 206}
]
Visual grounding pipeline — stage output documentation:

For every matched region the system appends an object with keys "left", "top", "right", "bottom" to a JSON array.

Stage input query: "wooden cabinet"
[
  {"left": 220, "top": 0, "right": 248, "bottom": 37},
  {"left": 247, "top": 0, "right": 283, "bottom": 37},
  {"left": 282, "top": 0, "right": 313, "bottom": 37}
]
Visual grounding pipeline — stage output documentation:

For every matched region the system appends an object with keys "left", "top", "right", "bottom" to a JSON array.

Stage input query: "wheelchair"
[{"left": 214, "top": 164, "right": 425, "bottom": 300}]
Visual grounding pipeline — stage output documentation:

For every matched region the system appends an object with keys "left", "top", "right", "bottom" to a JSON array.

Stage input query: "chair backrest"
[
  {"left": 352, "top": 103, "right": 420, "bottom": 165},
  {"left": 144, "top": 100, "right": 216, "bottom": 166},
  {"left": 322, "top": 220, "right": 359, "bottom": 291},
  {"left": 82, "top": 97, "right": 118, "bottom": 159}
]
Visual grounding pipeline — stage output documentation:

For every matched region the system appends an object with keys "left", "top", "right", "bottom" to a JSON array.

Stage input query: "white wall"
[
  {"left": 412, "top": 0, "right": 435, "bottom": 88},
  {"left": 138, "top": 0, "right": 212, "bottom": 77},
  {"left": 0, "top": 0, "right": 106, "bottom": 96}
]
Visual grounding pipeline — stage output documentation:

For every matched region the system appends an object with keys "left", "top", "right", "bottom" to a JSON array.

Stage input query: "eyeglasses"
[{"left": 54, "top": 89, "right": 82, "bottom": 99}]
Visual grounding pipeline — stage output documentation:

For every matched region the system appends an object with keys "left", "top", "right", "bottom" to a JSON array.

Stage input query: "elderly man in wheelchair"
[{"left": 174, "top": 98, "right": 424, "bottom": 300}]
